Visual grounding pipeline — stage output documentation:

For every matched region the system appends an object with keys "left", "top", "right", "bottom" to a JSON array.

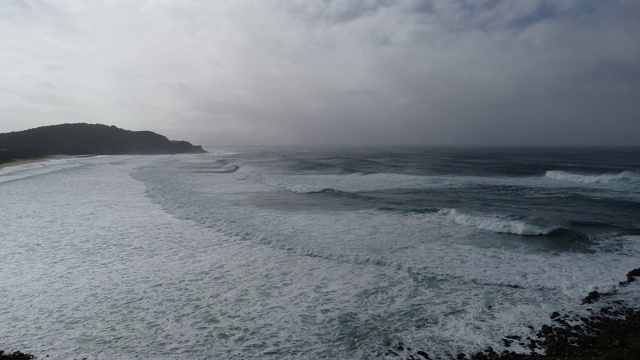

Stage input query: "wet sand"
[{"left": 0, "top": 155, "right": 91, "bottom": 171}]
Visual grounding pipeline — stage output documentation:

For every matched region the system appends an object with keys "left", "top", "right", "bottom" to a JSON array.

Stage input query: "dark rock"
[
  {"left": 626, "top": 268, "right": 640, "bottom": 283},
  {"left": 582, "top": 291, "right": 601, "bottom": 304},
  {"left": 471, "top": 353, "right": 487, "bottom": 360},
  {"left": 550, "top": 311, "right": 560, "bottom": 319},
  {"left": 0, "top": 350, "right": 35, "bottom": 359},
  {"left": 416, "top": 350, "right": 429, "bottom": 359}
]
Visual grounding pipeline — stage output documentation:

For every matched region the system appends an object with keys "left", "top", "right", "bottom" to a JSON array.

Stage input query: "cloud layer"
[{"left": 1, "top": 0, "right": 639, "bottom": 145}]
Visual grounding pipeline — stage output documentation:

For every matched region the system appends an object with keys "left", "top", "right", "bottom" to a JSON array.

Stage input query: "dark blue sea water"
[{"left": 1, "top": 147, "right": 639, "bottom": 359}]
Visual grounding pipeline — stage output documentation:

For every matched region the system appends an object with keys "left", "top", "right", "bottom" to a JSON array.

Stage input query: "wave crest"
[
  {"left": 444, "top": 209, "right": 556, "bottom": 236},
  {"left": 193, "top": 163, "right": 240, "bottom": 174},
  {"left": 544, "top": 170, "right": 640, "bottom": 185}
]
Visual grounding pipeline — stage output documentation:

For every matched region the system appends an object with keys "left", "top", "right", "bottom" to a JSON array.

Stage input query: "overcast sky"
[{"left": 1, "top": 0, "right": 639, "bottom": 146}]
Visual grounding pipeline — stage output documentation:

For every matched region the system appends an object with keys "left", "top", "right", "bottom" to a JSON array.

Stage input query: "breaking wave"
[
  {"left": 376, "top": 207, "right": 442, "bottom": 214},
  {"left": 444, "top": 209, "right": 557, "bottom": 236},
  {"left": 193, "top": 163, "right": 240, "bottom": 173},
  {"left": 544, "top": 170, "right": 640, "bottom": 185}
]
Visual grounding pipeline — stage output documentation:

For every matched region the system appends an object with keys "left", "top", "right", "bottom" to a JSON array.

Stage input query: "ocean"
[{"left": 1, "top": 147, "right": 639, "bottom": 359}]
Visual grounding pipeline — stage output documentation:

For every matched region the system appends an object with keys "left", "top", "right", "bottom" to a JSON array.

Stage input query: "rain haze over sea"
[{"left": 1, "top": 147, "right": 640, "bottom": 359}]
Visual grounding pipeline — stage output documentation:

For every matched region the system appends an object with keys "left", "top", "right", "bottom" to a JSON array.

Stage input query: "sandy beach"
[
  {"left": 0, "top": 155, "right": 93, "bottom": 171},
  {"left": 0, "top": 157, "right": 52, "bottom": 170}
]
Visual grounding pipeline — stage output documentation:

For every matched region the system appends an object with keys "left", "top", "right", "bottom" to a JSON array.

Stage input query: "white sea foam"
[
  {"left": 4, "top": 154, "right": 639, "bottom": 360},
  {"left": 135, "top": 158, "right": 640, "bottom": 296},
  {"left": 0, "top": 158, "right": 90, "bottom": 184},
  {"left": 234, "top": 164, "right": 640, "bottom": 199},
  {"left": 545, "top": 170, "right": 640, "bottom": 185},
  {"left": 444, "top": 209, "right": 556, "bottom": 236}
]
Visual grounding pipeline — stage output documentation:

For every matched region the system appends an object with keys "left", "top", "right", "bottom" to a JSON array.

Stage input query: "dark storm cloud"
[{"left": 0, "top": 0, "right": 638, "bottom": 145}]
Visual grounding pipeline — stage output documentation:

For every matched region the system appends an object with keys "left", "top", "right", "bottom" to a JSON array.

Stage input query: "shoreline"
[
  {"left": 384, "top": 268, "right": 640, "bottom": 360},
  {"left": 0, "top": 157, "right": 53, "bottom": 170},
  {"left": 386, "top": 305, "right": 640, "bottom": 360},
  {"left": 0, "top": 155, "right": 94, "bottom": 171},
  {"left": 465, "top": 304, "right": 640, "bottom": 360}
]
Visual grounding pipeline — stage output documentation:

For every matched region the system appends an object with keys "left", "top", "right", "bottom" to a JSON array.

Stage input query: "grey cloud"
[
  {"left": 0, "top": 0, "right": 638, "bottom": 146},
  {"left": 590, "top": 60, "right": 640, "bottom": 86}
]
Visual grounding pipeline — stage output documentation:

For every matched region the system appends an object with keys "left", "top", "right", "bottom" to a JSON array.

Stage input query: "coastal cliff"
[{"left": 0, "top": 123, "right": 206, "bottom": 164}]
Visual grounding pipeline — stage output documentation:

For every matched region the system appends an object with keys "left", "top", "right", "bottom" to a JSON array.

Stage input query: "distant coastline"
[{"left": 0, "top": 123, "right": 206, "bottom": 165}]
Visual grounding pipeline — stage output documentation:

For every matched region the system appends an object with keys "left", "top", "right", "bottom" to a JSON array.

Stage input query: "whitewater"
[{"left": 1, "top": 147, "right": 639, "bottom": 359}]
